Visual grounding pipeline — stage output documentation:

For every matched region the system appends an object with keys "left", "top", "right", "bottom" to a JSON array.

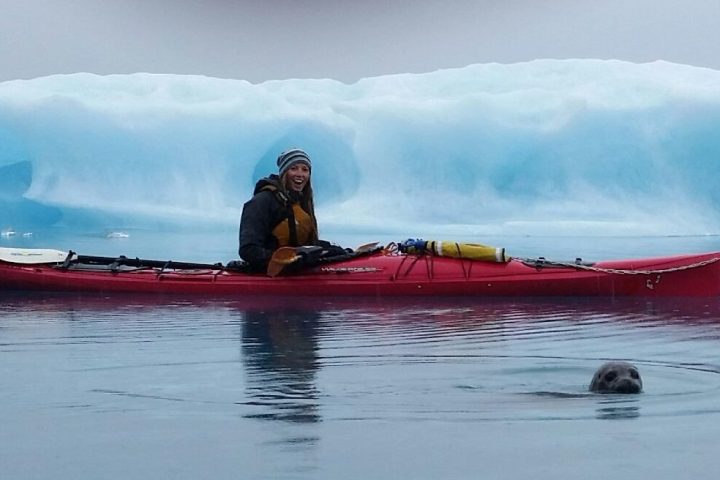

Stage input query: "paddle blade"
[
  {"left": 355, "top": 242, "right": 379, "bottom": 254},
  {"left": 0, "top": 247, "right": 72, "bottom": 264},
  {"left": 267, "top": 247, "right": 300, "bottom": 277}
]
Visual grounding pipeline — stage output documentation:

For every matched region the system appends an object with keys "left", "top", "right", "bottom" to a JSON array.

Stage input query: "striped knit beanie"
[{"left": 277, "top": 149, "right": 311, "bottom": 176}]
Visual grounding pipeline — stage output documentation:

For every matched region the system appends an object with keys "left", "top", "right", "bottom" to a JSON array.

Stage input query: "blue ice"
[{"left": 1, "top": 60, "right": 719, "bottom": 237}]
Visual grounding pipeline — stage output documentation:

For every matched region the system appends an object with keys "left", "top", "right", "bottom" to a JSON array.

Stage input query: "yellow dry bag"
[{"left": 427, "top": 240, "right": 509, "bottom": 263}]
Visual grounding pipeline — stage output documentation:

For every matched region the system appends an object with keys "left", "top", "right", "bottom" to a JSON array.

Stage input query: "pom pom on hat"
[{"left": 277, "top": 149, "right": 311, "bottom": 176}]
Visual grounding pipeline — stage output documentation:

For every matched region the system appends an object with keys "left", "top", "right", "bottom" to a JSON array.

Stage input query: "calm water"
[{"left": 2, "top": 231, "right": 720, "bottom": 479}]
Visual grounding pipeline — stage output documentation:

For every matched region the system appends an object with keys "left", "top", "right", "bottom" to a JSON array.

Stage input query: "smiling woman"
[{"left": 238, "top": 148, "right": 320, "bottom": 271}]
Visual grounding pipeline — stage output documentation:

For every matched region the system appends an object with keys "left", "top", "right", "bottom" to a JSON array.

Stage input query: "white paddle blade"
[
  {"left": 0, "top": 247, "right": 73, "bottom": 264},
  {"left": 355, "top": 242, "right": 379, "bottom": 254}
]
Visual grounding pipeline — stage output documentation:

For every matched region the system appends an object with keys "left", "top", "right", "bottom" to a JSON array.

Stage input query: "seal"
[{"left": 589, "top": 361, "right": 643, "bottom": 394}]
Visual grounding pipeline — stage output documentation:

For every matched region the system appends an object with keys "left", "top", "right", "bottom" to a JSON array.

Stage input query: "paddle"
[
  {"left": 354, "top": 241, "right": 380, "bottom": 255},
  {"left": 267, "top": 246, "right": 302, "bottom": 277},
  {"left": 0, "top": 247, "right": 74, "bottom": 264},
  {"left": 0, "top": 247, "right": 224, "bottom": 270},
  {"left": 266, "top": 242, "right": 380, "bottom": 277},
  {"left": 73, "top": 254, "right": 223, "bottom": 270}
]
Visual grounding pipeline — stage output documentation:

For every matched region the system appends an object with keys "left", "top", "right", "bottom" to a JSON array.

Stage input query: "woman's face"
[{"left": 285, "top": 163, "right": 311, "bottom": 192}]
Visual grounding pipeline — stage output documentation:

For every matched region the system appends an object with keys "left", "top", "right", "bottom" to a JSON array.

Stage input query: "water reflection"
[
  {"left": 240, "top": 309, "right": 322, "bottom": 424},
  {"left": 6, "top": 291, "right": 720, "bottom": 480},
  {"left": 595, "top": 398, "right": 641, "bottom": 420}
]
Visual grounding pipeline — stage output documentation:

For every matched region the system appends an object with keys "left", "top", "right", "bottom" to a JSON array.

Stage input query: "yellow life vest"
[{"left": 271, "top": 203, "right": 316, "bottom": 247}]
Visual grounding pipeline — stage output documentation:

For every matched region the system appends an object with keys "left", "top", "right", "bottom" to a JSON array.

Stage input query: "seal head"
[{"left": 589, "top": 361, "right": 642, "bottom": 394}]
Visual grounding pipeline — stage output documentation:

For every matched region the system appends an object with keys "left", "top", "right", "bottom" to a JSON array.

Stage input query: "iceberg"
[{"left": 1, "top": 59, "right": 719, "bottom": 237}]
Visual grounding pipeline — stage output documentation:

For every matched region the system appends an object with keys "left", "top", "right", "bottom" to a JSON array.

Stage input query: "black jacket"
[{"left": 238, "top": 175, "right": 313, "bottom": 270}]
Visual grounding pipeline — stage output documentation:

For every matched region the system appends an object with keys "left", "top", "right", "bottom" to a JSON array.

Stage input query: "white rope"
[{"left": 520, "top": 256, "right": 720, "bottom": 275}]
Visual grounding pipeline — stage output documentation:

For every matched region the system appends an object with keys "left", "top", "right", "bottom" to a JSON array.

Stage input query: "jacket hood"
[{"left": 253, "top": 174, "right": 284, "bottom": 195}]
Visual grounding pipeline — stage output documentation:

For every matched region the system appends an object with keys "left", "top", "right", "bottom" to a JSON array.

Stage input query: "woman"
[{"left": 239, "top": 148, "right": 320, "bottom": 271}]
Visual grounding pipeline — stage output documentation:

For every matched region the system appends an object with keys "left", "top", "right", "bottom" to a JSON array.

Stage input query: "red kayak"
[{"left": 1, "top": 247, "right": 719, "bottom": 297}]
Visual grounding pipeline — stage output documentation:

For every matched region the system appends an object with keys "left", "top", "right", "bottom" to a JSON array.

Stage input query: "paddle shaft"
[
  {"left": 72, "top": 254, "right": 222, "bottom": 270},
  {"left": 266, "top": 242, "right": 380, "bottom": 277}
]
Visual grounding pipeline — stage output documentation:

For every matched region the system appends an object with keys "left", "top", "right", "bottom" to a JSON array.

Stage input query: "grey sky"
[{"left": 2, "top": 0, "right": 719, "bottom": 83}]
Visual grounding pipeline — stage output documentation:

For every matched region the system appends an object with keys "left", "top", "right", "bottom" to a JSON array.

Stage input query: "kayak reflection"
[{"left": 241, "top": 308, "right": 321, "bottom": 423}]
